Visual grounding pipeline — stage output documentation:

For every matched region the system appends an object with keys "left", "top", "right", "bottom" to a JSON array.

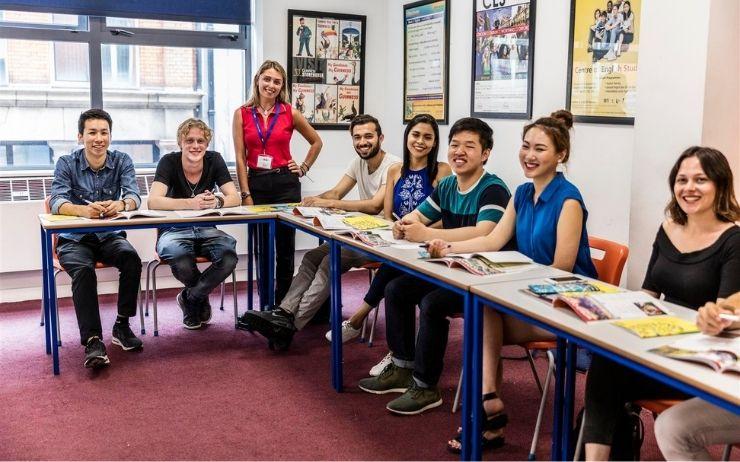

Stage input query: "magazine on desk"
[
  {"left": 336, "top": 230, "right": 393, "bottom": 247},
  {"left": 108, "top": 210, "right": 167, "bottom": 220},
  {"left": 312, "top": 214, "right": 352, "bottom": 230},
  {"left": 650, "top": 334, "right": 740, "bottom": 373},
  {"left": 175, "top": 207, "right": 255, "bottom": 218},
  {"left": 554, "top": 292, "right": 673, "bottom": 322},
  {"left": 292, "top": 206, "right": 348, "bottom": 217},
  {"left": 425, "top": 251, "right": 534, "bottom": 276}
]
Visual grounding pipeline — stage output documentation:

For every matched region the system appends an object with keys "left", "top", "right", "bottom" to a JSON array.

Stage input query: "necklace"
[
  {"left": 258, "top": 102, "right": 275, "bottom": 116},
  {"left": 186, "top": 177, "right": 201, "bottom": 197}
]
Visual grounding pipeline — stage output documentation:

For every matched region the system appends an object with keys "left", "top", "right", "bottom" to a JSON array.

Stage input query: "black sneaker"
[
  {"left": 112, "top": 322, "right": 143, "bottom": 351},
  {"left": 238, "top": 308, "right": 296, "bottom": 351},
  {"left": 84, "top": 337, "right": 110, "bottom": 369},
  {"left": 177, "top": 289, "right": 202, "bottom": 330},
  {"left": 200, "top": 297, "right": 212, "bottom": 324}
]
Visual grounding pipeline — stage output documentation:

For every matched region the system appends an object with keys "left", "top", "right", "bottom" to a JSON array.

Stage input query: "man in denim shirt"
[{"left": 50, "top": 108, "right": 143, "bottom": 369}]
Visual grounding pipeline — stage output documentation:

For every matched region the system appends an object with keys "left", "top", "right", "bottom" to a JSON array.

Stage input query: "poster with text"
[
  {"left": 566, "top": 0, "right": 640, "bottom": 124},
  {"left": 288, "top": 10, "right": 366, "bottom": 129},
  {"left": 404, "top": 0, "right": 450, "bottom": 123},
  {"left": 472, "top": 0, "right": 535, "bottom": 118}
]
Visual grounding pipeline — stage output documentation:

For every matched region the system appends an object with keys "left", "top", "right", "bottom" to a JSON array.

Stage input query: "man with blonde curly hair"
[{"left": 148, "top": 118, "right": 240, "bottom": 329}]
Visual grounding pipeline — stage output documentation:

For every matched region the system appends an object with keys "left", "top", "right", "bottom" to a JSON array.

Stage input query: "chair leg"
[
  {"left": 573, "top": 410, "right": 587, "bottom": 461},
  {"left": 360, "top": 317, "right": 368, "bottom": 343},
  {"left": 526, "top": 347, "right": 544, "bottom": 394},
  {"left": 452, "top": 369, "right": 464, "bottom": 413},
  {"left": 40, "top": 300, "right": 45, "bottom": 326},
  {"left": 152, "top": 262, "right": 161, "bottom": 336},
  {"left": 721, "top": 444, "right": 732, "bottom": 461},
  {"left": 368, "top": 304, "right": 380, "bottom": 347},
  {"left": 528, "top": 350, "right": 555, "bottom": 460},
  {"left": 219, "top": 279, "right": 225, "bottom": 311},
  {"left": 145, "top": 260, "right": 156, "bottom": 317},
  {"left": 54, "top": 269, "right": 62, "bottom": 346},
  {"left": 231, "top": 270, "right": 238, "bottom": 326},
  {"left": 138, "top": 279, "right": 145, "bottom": 335}
]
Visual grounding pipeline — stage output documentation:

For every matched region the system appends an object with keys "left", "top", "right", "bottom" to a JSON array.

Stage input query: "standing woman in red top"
[{"left": 232, "top": 60, "right": 322, "bottom": 302}]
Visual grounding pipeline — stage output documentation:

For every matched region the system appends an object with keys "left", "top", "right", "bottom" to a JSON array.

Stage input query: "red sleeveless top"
[{"left": 241, "top": 102, "right": 294, "bottom": 169}]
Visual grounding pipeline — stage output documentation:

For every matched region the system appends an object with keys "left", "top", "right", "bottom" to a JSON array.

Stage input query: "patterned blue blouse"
[{"left": 393, "top": 167, "right": 435, "bottom": 218}]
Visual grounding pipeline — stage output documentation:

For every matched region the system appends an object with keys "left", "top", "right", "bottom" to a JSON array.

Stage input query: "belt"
[{"left": 248, "top": 166, "right": 292, "bottom": 177}]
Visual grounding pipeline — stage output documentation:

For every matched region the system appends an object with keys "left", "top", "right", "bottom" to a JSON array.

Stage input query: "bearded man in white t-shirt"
[{"left": 239, "top": 114, "right": 400, "bottom": 350}]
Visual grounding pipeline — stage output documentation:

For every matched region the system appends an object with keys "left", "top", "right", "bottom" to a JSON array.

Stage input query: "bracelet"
[
  {"left": 300, "top": 162, "right": 310, "bottom": 173},
  {"left": 120, "top": 199, "right": 127, "bottom": 212}
]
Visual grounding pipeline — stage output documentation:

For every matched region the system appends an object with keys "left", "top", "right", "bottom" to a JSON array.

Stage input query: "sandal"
[{"left": 447, "top": 391, "right": 508, "bottom": 454}]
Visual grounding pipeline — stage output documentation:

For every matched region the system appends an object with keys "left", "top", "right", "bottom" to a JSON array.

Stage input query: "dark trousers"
[
  {"left": 384, "top": 274, "right": 462, "bottom": 387},
  {"left": 57, "top": 235, "right": 142, "bottom": 345},
  {"left": 249, "top": 170, "right": 302, "bottom": 303},
  {"left": 362, "top": 264, "right": 403, "bottom": 308},
  {"left": 583, "top": 355, "right": 689, "bottom": 445}
]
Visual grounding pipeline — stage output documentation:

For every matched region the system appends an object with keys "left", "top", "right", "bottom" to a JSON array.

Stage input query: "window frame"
[{"left": 0, "top": 12, "right": 251, "bottom": 173}]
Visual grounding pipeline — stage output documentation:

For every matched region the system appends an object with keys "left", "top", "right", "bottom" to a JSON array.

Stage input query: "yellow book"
[
  {"left": 42, "top": 214, "right": 85, "bottom": 222},
  {"left": 612, "top": 316, "right": 699, "bottom": 338},
  {"left": 342, "top": 215, "right": 390, "bottom": 230}
]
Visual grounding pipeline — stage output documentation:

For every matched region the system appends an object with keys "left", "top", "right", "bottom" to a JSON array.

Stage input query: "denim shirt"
[{"left": 50, "top": 148, "right": 141, "bottom": 242}]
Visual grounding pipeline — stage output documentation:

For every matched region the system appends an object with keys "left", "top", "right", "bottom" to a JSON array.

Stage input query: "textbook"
[
  {"left": 337, "top": 230, "right": 393, "bottom": 247},
  {"left": 312, "top": 214, "right": 351, "bottom": 230},
  {"left": 612, "top": 316, "right": 699, "bottom": 338},
  {"left": 292, "top": 206, "right": 348, "bottom": 217},
  {"left": 42, "top": 214, "right": 85, "bottom": 222},
  {"left": 342, "top": 215, "right": 391, "bottom": 230},
  {"left": 650, "top": 335, "right": 740, "bottom": 373},
  {"left": 552, "top": 291, "right": 672, "bottom": 322},
  {"left": 425, "top": 251, "right": 534, "bottom": 276},
  {"left": 175, "top": 207, "right": 255, "bottom": 218},
  {"left": 108, "top": 210, "right": 167, "bottom": 220}
]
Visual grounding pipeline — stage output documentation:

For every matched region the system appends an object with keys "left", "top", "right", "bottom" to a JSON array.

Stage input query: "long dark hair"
[
  {"left": 666, "top": 146, "right": 740, "bottom": 225},
  {"left": 402, "top": 113, "right": 439, "bottom": 182}
]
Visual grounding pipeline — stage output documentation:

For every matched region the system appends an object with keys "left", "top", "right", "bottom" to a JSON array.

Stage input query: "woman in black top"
[{"left": 583, "top": 146, "right": 740, "bottom": 461}]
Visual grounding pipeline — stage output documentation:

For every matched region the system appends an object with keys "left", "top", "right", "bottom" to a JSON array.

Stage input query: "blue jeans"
[{"left": 156, "top": 227, "right": 238, "bottom": 304}]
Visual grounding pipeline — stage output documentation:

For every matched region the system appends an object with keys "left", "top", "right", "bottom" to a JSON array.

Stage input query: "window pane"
[
  {"left": 101, "top": 44, "right": 134, "bottom": 87},
  {"left": 0, "top": 10, "right": 86, "bottom": 30},
  {"left": 0, "top": 39, "right": 90, "bottom": 169},
  {"left": 53, "top": 42, "right": 89, "bottom": 82},
  {"left": 106, "top": 17, "right": 239, "bottom": 33},
  {"left": 104, "top": 46, "right": 245, "bottom": 165},
  {"left": 0, "top": 39, "right": 6, "bottom": 86}
]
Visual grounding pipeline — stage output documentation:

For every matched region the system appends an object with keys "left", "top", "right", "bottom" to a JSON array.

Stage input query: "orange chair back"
[{"left": 589, "top": 236, "right": 629, "bottom": 286}]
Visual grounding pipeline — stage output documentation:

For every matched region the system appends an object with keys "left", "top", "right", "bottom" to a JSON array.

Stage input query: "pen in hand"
[
  {"left": 718, "top": 313, "right": 740, "bottom": 322},
  {"left": 81, "top": 198, "right": 105, "bottom": 219},
  {"left": 419, "top": 242, "right": 451, "bottom": 249},
  {"left": 392, "top": 212, "right": 401, "bottom": 221}
]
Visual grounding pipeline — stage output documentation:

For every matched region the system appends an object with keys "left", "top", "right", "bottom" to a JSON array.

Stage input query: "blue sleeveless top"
[{"left": 393, "top": 167, "right": 435, "bottom": 218}]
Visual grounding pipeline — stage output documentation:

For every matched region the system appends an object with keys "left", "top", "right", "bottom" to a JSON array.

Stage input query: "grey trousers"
[
  {"left": 280, "top": 243, "right": 373, "bottom": 330},
  {"left": 655, "top": 397, "right": 740, "bottom": 461}
]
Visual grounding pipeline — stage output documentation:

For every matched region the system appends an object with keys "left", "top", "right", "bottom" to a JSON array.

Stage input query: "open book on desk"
[
  {"left": 174, "top": 207, "right": 255, "bottom": 218},
  {"left": 293, "top": 206, "right": 347, "bottom": 217},
  {"left": 425, "top": 251, "right": 534, "bottom": 276},
  {"left": 311, "top": 214, "right": 351, "bottom": 230},
  {"left": 108, "top": 210, "right": 167, "bottom": 220},
  {"left": 336, "top": 230, "right": 393, "bottom": 247},
  {"left": 552, "top": 291, "right": 673, "bottom": 322},
  {"left": 650, "top": 334, "right": 740, "bottom": 373}
]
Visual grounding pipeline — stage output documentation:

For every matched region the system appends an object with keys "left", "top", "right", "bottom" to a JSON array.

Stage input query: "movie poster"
[
  {"left": 288, "top": 10, "right": 366, "bottom": 129},
  {"left": 472, "top": 0, "right": 535, "bottom": 118},
  {"left": 567, "top": 0, "right": 641, "bottom": 123},
  {"left": 404, "top": 0, "right": 449, "bottom": 123}
]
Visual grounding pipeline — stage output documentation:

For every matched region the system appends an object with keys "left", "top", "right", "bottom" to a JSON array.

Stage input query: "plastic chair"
[
  {"left": 525, "top": 236, "right": 629, "bottom": 459},
  {"left": 145, "top": 252, "right": 237, "bottom": 336},
  {"left": 39, "top": 197, "right": 145, "bottom": 344},
  {"left": 359, "top": 261, "right": 382, "bottom": 346}
]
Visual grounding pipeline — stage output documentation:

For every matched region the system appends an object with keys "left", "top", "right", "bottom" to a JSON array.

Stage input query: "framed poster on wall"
[
  {"left": 566, "top": 0, "right": 641, "bottom": 124},
  {"left": 288, "top": 9, "right": 366, "bottom": 130},
  {"left": 403, "top": 0, "right": 450, "bottom": 124},
  {"left": 471, "top": 0, "right": 536, "bottom": 119}
]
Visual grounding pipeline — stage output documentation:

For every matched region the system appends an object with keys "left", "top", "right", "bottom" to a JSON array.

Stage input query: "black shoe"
[
  {"left": 238, "top": 308, "right": 296, "bottom": 351},
  {"left": 177, "top": 289, "right": 202, "bottom": 330},
  {"left": 112, "top": 322, "right": 143, "bottom": 351},
  {"left": 200, "top": 298, "right": 212, "bottom": 324},
  {"left": 84, "top": 337, "right": 110, "bottom": 369}
]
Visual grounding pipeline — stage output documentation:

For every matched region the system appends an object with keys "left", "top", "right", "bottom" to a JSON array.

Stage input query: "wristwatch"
[
  {"left": 121, "top": 199, "right": 129, "bottom": 212},
  {"left": 240, "top": 191, "right": 251, "bottom": 200}
]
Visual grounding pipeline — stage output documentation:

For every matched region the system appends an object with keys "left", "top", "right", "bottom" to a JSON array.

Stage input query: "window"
[{"left": 0, "top": 12, "right": 249, "bottom": 171}]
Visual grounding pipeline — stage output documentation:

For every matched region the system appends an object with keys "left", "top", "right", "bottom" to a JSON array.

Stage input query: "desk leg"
[
  {"left": 40, "top": 226, "right": 51, "bottom": 355},
  {"left": 329, "top": 239, "right": 343, "bottom": 392},
  {"left": 266, "top": 220, "right": 275, "bottom": 307},
  {"left": 562, "top": 341, "right": 577, "bottom": 460},
  {"left": 247, "top": 224, "right": 254, "bottom": 312},
  {"left": 44, "top": 231, "right": 60, "bottom": 375},
  {"left": 551, "top": 337, "right": 566, "bottom": 460},
  {"left": 462, "top": 294, "right": 483, "bottom": 461}
]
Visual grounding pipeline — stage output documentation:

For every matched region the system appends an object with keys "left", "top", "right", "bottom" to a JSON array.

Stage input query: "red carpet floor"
[{"left": 0, "top": 271, "right": 701, "bottom": 460}]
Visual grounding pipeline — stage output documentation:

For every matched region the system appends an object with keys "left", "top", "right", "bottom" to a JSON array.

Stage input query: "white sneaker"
[
  {"left": 369, "top": 351, "right": 393, "bottom": 377},
  {"left": 325, "top": 320, "right": 361, "bottom": 343}
]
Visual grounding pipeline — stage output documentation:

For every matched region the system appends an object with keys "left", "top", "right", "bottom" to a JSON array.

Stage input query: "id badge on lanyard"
[{"left": 252, "top": 104, "right": 281, "bottom": 170}]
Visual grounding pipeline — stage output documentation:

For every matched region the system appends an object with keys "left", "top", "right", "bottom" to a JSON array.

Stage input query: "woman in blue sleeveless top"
[
  {"left": 325, "top": 114, "right": 451, "bottom": 352},
  {"left": 429, "top": 110, "right": 597, "bottom": 453}
]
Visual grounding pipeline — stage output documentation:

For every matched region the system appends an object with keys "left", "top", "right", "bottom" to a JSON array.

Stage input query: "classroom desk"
[
  {"left": 469, "top": 280, "right": 740, "bottom": 460},
  {"left": 38, "top": 211, "right": 277, "bottom": 375}
]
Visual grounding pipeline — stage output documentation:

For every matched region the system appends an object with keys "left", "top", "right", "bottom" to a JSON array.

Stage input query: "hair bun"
[{"left": 550, "top": 109, "right": 573, "bottom": 130}]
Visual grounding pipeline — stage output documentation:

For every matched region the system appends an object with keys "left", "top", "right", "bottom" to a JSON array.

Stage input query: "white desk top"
[
  {"left": 275, "top": 212, "right": 338, "bottom": 239},
  {"left": 472, "top": 280, "right": 740, "bottom": 407},
  {"left": 38, "top": 209, "right": 276, "bottom": 230},
  {"left": 333, "top": 232, "right": 569, "bottom": 291}
]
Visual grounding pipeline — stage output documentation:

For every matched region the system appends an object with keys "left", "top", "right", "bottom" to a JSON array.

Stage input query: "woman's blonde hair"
[
  {"left": 177, "top": 118, "right": 212, "bottom": 145},
  {"left": 245, "top": 60, "right": 289, "bottom": 108}
]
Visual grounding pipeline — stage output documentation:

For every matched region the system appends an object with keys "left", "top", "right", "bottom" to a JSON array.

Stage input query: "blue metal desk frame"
[
  {"left": 39, "top": 217, "right": 275, "bottom": 375},
  {"left": 469, "top": 293, "right": 740, "bottom": 461}
]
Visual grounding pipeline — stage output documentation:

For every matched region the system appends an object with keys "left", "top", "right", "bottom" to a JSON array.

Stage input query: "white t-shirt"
[{"left": 344, "top": 152, "right": 401, "bottom": 200}]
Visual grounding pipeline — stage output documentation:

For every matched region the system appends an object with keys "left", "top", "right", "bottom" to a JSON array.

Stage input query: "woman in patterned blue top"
[
  {"left": 429, "top": 110, "right": 597, "bottom": 453},
  {"left": 325, "top": 114, "right": 451, "bottom": 349}
]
